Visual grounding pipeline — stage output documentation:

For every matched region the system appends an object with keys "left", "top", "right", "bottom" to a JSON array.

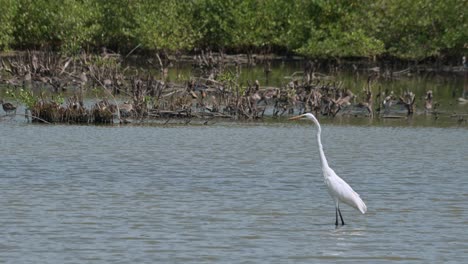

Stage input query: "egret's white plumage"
[{"left": 289, "top": 113, "right": 367, "bottom": 225}]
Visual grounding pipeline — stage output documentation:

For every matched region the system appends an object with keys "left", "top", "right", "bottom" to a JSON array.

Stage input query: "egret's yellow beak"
[{"left": 288, "top": 115, "right": 304, "bottom": 120}]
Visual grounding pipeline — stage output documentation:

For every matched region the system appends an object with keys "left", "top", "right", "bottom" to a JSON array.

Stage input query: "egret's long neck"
[{"left": 312, "top": 118, "right": 329, "bottom": 169}]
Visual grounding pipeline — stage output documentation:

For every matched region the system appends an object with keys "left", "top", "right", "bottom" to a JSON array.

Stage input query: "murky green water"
[{"left": 1, "top": 121, "right": 467, "bottom": 263}]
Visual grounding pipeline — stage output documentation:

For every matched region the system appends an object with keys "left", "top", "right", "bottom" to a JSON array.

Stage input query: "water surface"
[{"left": 1, "top": 121, "right": 467, "bottom": 263}]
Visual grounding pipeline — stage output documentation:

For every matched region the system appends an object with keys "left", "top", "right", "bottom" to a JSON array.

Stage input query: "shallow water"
[{"left": 1, "top": 120, "right": 467, "bottom": 263}]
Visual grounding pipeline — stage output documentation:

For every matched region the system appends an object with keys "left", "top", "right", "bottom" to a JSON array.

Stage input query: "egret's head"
[
  {"left": 289, "top": 113, "right": 316, "bottom": 121},
  {"left": 289, "top": 113, "right": 321, "bottom": 127}
]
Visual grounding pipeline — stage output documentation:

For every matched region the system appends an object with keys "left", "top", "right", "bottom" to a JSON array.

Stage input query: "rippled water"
[{"left": 1, "top": 121, "right": 467, "bottom": 263}]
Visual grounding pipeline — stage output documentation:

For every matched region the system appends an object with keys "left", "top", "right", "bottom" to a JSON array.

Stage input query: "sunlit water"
[{"left": 1, "top": 120, "right": 467, "bottom": 263}]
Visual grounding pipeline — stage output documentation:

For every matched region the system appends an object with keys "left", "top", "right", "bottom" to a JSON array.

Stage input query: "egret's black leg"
[
  {"left": 335, "top": 208, "right": 339, "bottom": 226},
  {"left": 338, "top": 207, "right": 345, "bottom": 225}
]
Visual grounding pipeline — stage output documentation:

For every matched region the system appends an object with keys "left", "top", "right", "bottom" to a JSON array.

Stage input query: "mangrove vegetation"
[
  {"left": 1, "top": 0, "right": 467, "bottom": 125},
  {"left": 0, "top": 0, "right": 466, "bottom": 61}
]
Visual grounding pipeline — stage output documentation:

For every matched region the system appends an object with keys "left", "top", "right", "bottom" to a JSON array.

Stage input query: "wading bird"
[
  {"left": 0, "top": 99, "right": 17, "bottom": 115},
  {"left": 289, "top": 113, "right": 367, "bottom": 225}
]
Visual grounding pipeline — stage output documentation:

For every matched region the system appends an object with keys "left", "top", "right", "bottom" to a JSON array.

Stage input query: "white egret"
[{"left": 289, "top": 113, "right": 367, "bottom": 225}]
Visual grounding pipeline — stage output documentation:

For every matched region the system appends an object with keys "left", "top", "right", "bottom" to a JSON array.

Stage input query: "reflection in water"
[{"left": 0, "top": 122, "right": 467, "bottom": 263}]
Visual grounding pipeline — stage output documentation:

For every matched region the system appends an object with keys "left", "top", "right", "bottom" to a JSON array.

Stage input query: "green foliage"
[
  {"left": 95, "top": 0, "right": 138, "bottom": 51},
  {"left": 191, "top": 0, "right": 237, "bottom": 49},
  {"left": 13, "top": 0, "right": 100, "bottom": 54},
  {"left": 229, "top": 0, "right": 278, "bottom": 51},
  {"left": 296, "top": 0, "right": 385, "bottom": 58},
  {"left": 1, "top": 0, "right": 466, "bottom": 60},
  {"left": 371, "top": 0, "right": 467, "bottom": 59},
  {"left": 266, "top": 0, "right": 320, "bottom": 51},
  {"left": 217, "top": 69, "right": 237, "bottom": 84},
  {"left": 55, "top": 0, "right": 101, "bottom": 55},
  {"left": 6, "top": 88, "right": 37, "bottom": 109},
  {"left": 0, "top": 0, "right": 18, "bottom": 50},
  {"left": 14, "top": 0, "right": 51, "bottom": 48},
  {"left": 134, "top": 0, "right": 197, "bottom": 52},
  {"left": 298, "top": 27, "right": 385, "bottom": 58}
]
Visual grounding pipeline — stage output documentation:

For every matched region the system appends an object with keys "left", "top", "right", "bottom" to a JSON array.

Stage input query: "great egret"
[{"left": 289, "top": 113, "right": 367, "bottom": 225}]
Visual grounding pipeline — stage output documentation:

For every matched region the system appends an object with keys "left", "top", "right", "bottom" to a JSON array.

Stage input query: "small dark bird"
[{"left": 0, "top": 99, "right": 17, "bottom": 115}]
